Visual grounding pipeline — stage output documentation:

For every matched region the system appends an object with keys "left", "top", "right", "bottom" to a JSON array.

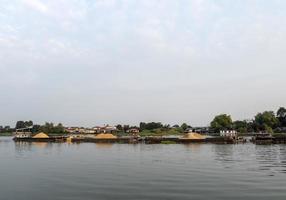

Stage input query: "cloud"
[
  {"left": 22, "top": 0, "right": 48, "bottom": 13},
  {"left": 0, "top": 0, "right": 286, "bottom": 126}
]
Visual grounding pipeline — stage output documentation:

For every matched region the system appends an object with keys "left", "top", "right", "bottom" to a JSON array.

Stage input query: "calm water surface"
[{"left": 0, "top": 137, "right": 286, "bottom": 200}]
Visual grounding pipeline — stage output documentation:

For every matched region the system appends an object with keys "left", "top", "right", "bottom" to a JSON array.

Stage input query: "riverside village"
[{"left": 2, "top": 107, "right": 286, "bottom": 145}]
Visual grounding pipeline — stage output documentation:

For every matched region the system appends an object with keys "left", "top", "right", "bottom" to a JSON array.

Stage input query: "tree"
[
  {"left": 39, "top": 122, "right": 64, "bottom": 134},
  {"left": 233, "top": 120, "right": 248, "bottom": 133},
  {"left": 123, "top": 125, "right": 130, "bottom": 132},
  {"left": 139, "top": 122, "right": 163, "bottom": 130},
  {"left": 139, "top": 122, "right": 146, "bottom": 130},
  {"left": 181, "top": 123, "right": 189, "bottom": 131},
  {"left": 254, "top": 111, "right": 278, "bottom": 132},
  {"left": 15, "top": 120, "right": 33, "bottom": 129},
  {"left": 15, "top": 121, "right": 25, "bottom": 129},
  {"left": 24, "top": 120, "right": 33, "bottom": 127},
  {"left": 116, "top": 124, "right": 123, "bottom": 131},
  {"left": 32, "top": 125, "right": 41, "bottom": 133},
  {"left": 210, "top": 114, "right": 233, "bottom": 132},
  {"left": 277, "top": 107, "right": 286, "bottom": 127}
]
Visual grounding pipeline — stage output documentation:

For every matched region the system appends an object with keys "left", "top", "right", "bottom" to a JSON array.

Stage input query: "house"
[
  {"left": 93, "top": 125, "right": 118, "bottom": 134},
  {"left": 126, "top": 128, "right": 140, "bottom": 134},
  {"left": 185, "top": 127, "right": 210, "bottom": 134},
  {"left": 65, "top": 127, "right": 95, "bottom": 134},
  {"left": 220, "top": 130, "right": 237, "bottom": 138},
  {"left": 126, "top": 128, "right": 140, "bottom": 137}
]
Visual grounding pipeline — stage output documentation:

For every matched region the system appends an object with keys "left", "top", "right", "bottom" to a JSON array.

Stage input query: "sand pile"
[
  {"left": 32, "top": 132, "right": 49, "bottom": 139},
  {"left": 95, "top": 133, "right": 117, "bottom": 139},
  {"left": 181, "top": 132, "right": 205, "bottom": 139}
]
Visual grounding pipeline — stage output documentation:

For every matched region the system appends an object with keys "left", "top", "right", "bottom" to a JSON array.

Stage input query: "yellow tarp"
[
  {"left": 95, "top": 133, "right": 117, "bottom": 139},
  {"left": 32, "top": 132, "right": 50, "bottom": 139},
  {"left": 181, "top": 132, "right": 205, "bottom": 139}
]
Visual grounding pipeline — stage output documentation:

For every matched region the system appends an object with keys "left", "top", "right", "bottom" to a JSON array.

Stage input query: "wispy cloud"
[
  {"left": 22, "top": 0, "right": 48, "bottom": 13},
  {"left": 0, "top": 0, "right": 286, "bottom": 126}
]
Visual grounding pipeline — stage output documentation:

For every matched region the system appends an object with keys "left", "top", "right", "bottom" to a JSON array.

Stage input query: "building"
[
  {"left": 220, "top": 130, "right": 237, "bottom": 138},
  {"left": 126, "top": 128, "right": 140, "bottom": 134},
  {"left": 93, "top": 125, "right": 118, "bottom": 134},
  {"left": 185, "top": 127, "right": 210, "bottom": 134},
  {"left": 65, "top": 127, "right": 95, "bottom": 134}
]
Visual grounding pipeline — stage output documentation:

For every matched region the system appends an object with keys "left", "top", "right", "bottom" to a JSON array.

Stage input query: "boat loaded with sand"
[{"left": 13, "top": 127, "right": 66, "bottom": 142}]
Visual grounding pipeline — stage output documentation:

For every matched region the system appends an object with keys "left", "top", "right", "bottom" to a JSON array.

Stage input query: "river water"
[{"left": 0, "top": 137, "right": 286, "bottom": 200}]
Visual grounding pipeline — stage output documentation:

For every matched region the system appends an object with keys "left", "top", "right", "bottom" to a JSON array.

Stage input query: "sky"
[{"left": 0, "top": 0, "right": 285, "bottom": 127}]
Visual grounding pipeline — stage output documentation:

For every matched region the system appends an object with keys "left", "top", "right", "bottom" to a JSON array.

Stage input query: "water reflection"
[
  {"left": 213, "top": 144, "right": 235, "bottom": 162},
  {"left": 4, "top": 138, "right": 286, "bottom": 176},
  {"left": 95, "top": 143, "right": 113, "bottom": 149},
  {"left": 255, "top": 145, "right": 286, "bottom": 174},
  {"left": 183, "top": 143, "right": 204, "bottom": 153}
]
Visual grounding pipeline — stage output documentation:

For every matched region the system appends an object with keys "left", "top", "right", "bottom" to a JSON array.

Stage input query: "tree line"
[
  {"left": 1, "top": 106, "right": 285, "bottom": 135},
  {"left": 210, "top": 107, "right": 286, "bottom": 133},
  {"left": 15, "top": 121, "right": 65, "bottom": 134}
]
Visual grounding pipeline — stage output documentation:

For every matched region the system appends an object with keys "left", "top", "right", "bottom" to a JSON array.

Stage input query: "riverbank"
[{"left": 0, "top": 132, "right": 13, "bottom": 136}]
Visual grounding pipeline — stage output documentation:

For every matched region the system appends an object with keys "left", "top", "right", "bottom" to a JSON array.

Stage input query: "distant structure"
[
  {"left": 185, "top": 127, "right": 210, "bottom": 134},
  {"left": 126, "top": 128, "right": 140, "bottom": 137},
  {"left": 220, "top": 130, "right": 237, "bottom": 138},
  {"left": 65, "top": 125, "right": 118, "bottom": 134},
  {"left": 93, "top": 125, "right": 118, "bottom": 134},
  {"left": 14, "top": 127, "right": 32, "bottom": 138},
  {"left": 126, "top": 128, "right": 140, "bottom": 134}
]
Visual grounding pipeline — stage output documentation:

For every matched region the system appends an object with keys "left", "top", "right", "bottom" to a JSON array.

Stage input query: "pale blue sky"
[{"left": 0, "top": 0, "right": 285, "bottom": 127}]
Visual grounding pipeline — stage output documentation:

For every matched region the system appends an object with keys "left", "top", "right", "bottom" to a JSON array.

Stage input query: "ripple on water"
[{"left": 0, "top": 138, "right": 286, "bottom": 200}]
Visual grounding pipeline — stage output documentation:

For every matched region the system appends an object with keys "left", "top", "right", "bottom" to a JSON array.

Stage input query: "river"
[{"left": 0, "top": 137, "right": 285, "bottom": 200}]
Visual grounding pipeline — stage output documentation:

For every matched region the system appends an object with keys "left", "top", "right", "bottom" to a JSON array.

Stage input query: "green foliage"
[
  {"left": 0, "top": 132, "right": 13, "bottom": 136},
  {"left": 265, "top": 125, "right": 274, "bottom": 134},
  {"left": 39, "top": 122, "right": 65, "bottom": 134},
  {"left": 181, "top": 123, "right": 189, "bottom": 131},
  {"left": 210, "top": 114, "right": 232, "bottom": 132},
  {"left": 254, "top": 111, "right": 278, "bottom": 131},
  {"left": 277, "top": 107, "right": 286, "bottom": 126},
  {"left": 139, "top": 128, "right": 184, "bottom": 137},
  {"left": 32, "top": 125, "right": 41, "bottom": 133},
  {"left": 161, "top": 141, "right": 177, "bottom": 144},
  {"left": 272, "top": 132, "right": 286, "bottom": 138},
  {"left": 15, "top": 120, "right": 33, "bottom": 129},
  {"left": 116, "top": 124, "right": 123, "bottom": 131},
  {"left": 139, "top": 122, "right": 163, "bottom": 130},
  {"left": 233, "top": 120, "right": 248, "bottom": 133},
  {"left": 123, "top": 125, "right": 130, "bottom": 132}
]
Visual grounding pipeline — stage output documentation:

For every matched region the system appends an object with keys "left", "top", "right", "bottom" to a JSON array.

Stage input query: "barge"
[
  {"left": 251, "top": 133, "right": 274, "bottom": 144},
  {"left": 13, "top": 129, "right": 67, "bottom": 142}
]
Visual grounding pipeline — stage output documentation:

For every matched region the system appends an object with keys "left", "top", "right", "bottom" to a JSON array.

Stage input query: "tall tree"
[
  {"left": 116, "top": 124, "right": 123, "bottom": 131},
  {"left": 181, "top": 123, "right": 189, "bottom": 131},
  {"left": 254, "top": 111, "right": 278, "bottom": 132},
  {"left": 277, "top": 107, "right": 286, "bottom": 127},
  {"left": 233, "top": 120, "right": 248, "bottom": 133},
  {"left": 15, "top": 121, "right": 25, "bottom": 129},
  {"left": 210, "top": 114, "right": 233, "bottom": 132},
  {"left": 24, "top": 120, "right": 33, "bottom": 127}
]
